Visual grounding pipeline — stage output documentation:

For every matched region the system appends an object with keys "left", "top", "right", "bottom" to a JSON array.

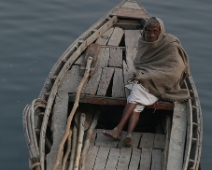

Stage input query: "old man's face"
[{"left": 144, "top": 24, "right": 161, "bottom": 42}]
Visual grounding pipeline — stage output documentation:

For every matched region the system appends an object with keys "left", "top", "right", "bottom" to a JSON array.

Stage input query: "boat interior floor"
[{"left": 84, "top": 129, "right": 165, "bottom": 170}]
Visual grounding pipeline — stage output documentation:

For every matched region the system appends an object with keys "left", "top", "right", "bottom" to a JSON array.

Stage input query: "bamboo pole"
[
  {"left": 53, "top": 57, "right": 93, "bottom": 170},
  {"left": 62, "top": 130, "right": 73, "bottom": 170},
  {"left": 80, "top": 110, "right": 100, "bottom": 170},
  {"left": 68, "top": 125, "right": 77, "bottom": 170},
  {"left": 74, "top": 113, "right": 86, "bottom": 170}
]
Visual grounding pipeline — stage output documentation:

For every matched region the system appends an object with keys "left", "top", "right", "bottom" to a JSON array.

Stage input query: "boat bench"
[{"left": 69, "top": 93, "right": 174, "bottom": 110}]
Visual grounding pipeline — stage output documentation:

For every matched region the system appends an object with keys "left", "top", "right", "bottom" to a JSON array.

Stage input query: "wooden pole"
[
  {"left": 74, "top": 113, "right": 86, "bottom": 170},
  {"left": 53, "top": 57, "right": 92, "bottom": 170}
]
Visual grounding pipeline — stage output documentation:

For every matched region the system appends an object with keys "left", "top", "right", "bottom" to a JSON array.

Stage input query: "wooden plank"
[
  {"left": 128, "top": 148, "right": 141, "bottom": 170},
  {"left": 99, "top": 47, "right": 109, "bottom": 68},
  {"left": 84, "top": 67, "right": 103, "bottom": 95},
  {"left": 154, "top": 134, "right": 165, "bottom": 149},
  {"left": 107, "top": 27, "right": 124, "bottom": 46},
  {"left": 46, "top": 69, "right": 79, "bottom": 170},
  {"left": 67, "top": 65, "right": 82, "bottom": 93},
  {"left": 139, "top": 148, "right": 152, "bottom": 170},
  {"left": 108, "top": 47, "right": 123, "bottom": 67},
  {"left": 151, "top": 149, "right": 162, "bottom": 170},
  {"left": 116, "top": 148, "right": 132, "bottom": 170},
  {"left": 95, "top": 129, "right": 119, "bottom": 147},
  {"left": 112, "top": 8, "right": 149, "bottom": 19},
  {"left": 96, "top": 27, "right": 114, "bottom": 46},
  {"left": 122, "top": 2, "right": 142, "bottom": 9},
  {"left": 105, "top": 148, "right": 120, "bottom": 170},
  {"left": 112, "top": 68, "right": 125, "bottom": 98},
  {"left": 132, "top": 132, "right": 142, "bottom": 148},
  {"left": 93, "top": 147, "right": 110, "bottom": 170},
  {"left": 123, "top": 61, "right": 130, "bottom": 98},
  {"left": 97, "top": 67, "right": 114, "bottom": 96},
  {"left": 166, "top": 102, "right": 187, "bottom": 170},
  {"left": 74, "top": 54, "right": 84, "bottom": 65},
  {"left": 85, "top": 146, "right": 99, "bottom": 170},
  {"left": 125, "top": 30, "right": 141, "bottom": 48},
  {"left": 139, "top": 133, "right": 155, "bottom": 148}
]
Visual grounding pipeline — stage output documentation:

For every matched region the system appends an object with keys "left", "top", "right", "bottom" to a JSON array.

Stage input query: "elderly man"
[{"left": 103, "top": 17, "right": 190, "bottom": 146}]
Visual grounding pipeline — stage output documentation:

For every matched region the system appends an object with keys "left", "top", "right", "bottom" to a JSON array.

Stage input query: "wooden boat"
[{"left": 23, "top": 0, "right": 203, "bottom": 170}]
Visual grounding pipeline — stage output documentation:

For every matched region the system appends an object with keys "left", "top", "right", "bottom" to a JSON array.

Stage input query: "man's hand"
[{"left": 128, "top": 72, "right": 137, "bottom": 82}]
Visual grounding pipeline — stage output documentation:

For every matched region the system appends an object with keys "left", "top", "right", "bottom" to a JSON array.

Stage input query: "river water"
[{"left": 0, "top": 0, "right": 211, "bottom": 169}]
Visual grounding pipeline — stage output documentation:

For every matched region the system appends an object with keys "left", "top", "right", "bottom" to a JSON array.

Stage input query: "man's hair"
[{"left": 145, "top": 17, "right": 160, "bottom": 29}]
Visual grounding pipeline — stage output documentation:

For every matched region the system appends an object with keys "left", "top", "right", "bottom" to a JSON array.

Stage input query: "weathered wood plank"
[
  {"left": 74, "top": 54, "right": 84, "bottom": 65},
  {"left": 128, "top": 148, "right": 141, "bottom": 170},
  {"left": 112, "top": 8, "right": 149, "bottom": 19},
  {"left": 95, "top": 129, "right": 119, "bottom": 147},
  {"left": 46, "top": 69, "right": 78, "bottom": 170},
  {"left": 93, "top": 147, "right": 110, "bottom": 170},
  {"left": 122, "top": 1, "right": 142, "bottom": 9},
  {"left": 107, "top": 27, "right": 124, "bottom": 46},
  {"left": 99, "top": 47, "right": 110, "bottom": 68},
  {"left": 97, "top": 67, "right": 114, "bottom": 96},
  {"left": 85, "top": 146, "right": 99, "bottom": 170},
  {"left": 125, "top": 30, "right": 141, "bottom": 48},
  {"left": 105, "top": 148, "right": 120, "bottom": 170},
  {"left": 123, "top": 61, "right": 130, "bottom": 98},
  {"left": 112, "top": 68, "right": 125, "bottom": 98},
  {"left": 116, "top": 148, "right": 132, "bottom": 170},
  {"left": 139, "top": 148, "right": 152, "bottom": 170},
  {"left": 151, "top": 149, "right": 162, "bottom": 170},
  {"left": 96, "top": 27, "right": 114, "bottom": 46},
  {"left": 67, "top": 65, "right": 82, "bottom": 93},
  {"left": 166, "top": 102, "right": 187, "bottom": 170},
  {"left": 84, "top": 67, "right": 103, "bottom": 95},
  {"left": 108, "top": 47, "right": 123, "bottom": 67},
  {"left": 139, "top": 133, "right": 155, "bottom": 148},
  {"left": 132, "top": 132, "right": 142, "bottom": 148},
  {"left": 154, "top": 134, "right": 165, "bottom": 149}
]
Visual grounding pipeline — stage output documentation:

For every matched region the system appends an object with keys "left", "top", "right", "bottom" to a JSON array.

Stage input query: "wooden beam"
[{"left": 166, "top": 102, "right": 187, "bottom": 170}]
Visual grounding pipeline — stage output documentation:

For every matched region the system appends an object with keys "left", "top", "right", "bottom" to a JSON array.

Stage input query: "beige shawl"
[{"left": 134, "top": 18, "right": 190, "bottom": 101}]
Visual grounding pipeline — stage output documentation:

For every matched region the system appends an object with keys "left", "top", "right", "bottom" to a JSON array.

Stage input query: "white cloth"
[{"left": 127, "top": 84, "right": 158, "bottom": 112}]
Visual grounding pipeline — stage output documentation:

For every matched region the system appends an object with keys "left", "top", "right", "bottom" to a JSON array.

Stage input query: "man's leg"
[
  {"left": 103, "top": 103, "right": 137, "bottom": 140},
  {"left": 124, "top": 111, "right": 140, "bottom": 146}
]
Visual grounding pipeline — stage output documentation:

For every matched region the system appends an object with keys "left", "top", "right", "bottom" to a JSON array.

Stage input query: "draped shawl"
[{"left": 134, "top": 18, "right": 190, "bottom": 101}]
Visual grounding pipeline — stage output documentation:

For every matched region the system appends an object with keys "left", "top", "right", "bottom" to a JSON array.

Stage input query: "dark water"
[{"left": 0, "top": 0, "right": 211, "bottom": 169}]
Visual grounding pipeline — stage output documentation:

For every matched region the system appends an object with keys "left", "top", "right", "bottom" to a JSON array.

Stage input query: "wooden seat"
[{"left": 69, "top": 93, "right": 174, "bottom": 110}]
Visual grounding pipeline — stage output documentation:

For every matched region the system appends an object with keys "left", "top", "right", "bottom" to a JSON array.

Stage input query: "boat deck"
[{"left": 84, "top": 129, "right": 165, "bottom": 170}]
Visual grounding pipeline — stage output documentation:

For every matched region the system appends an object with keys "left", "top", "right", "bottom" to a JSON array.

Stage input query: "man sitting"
[{"left": 103, "top": 17, "right": 190, "bottom": 147}]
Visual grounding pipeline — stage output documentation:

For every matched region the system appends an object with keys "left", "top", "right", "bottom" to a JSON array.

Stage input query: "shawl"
[{"left": 133, "top": 18, "right": 190, "bottom": 101}]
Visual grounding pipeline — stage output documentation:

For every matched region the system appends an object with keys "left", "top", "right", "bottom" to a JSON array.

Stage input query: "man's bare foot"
[
  {"left": 124, "top": 133, "right": 133, "bottom": 147},
  {"left": 102, "top": 127, "right": 121, "bottom": 140}
]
